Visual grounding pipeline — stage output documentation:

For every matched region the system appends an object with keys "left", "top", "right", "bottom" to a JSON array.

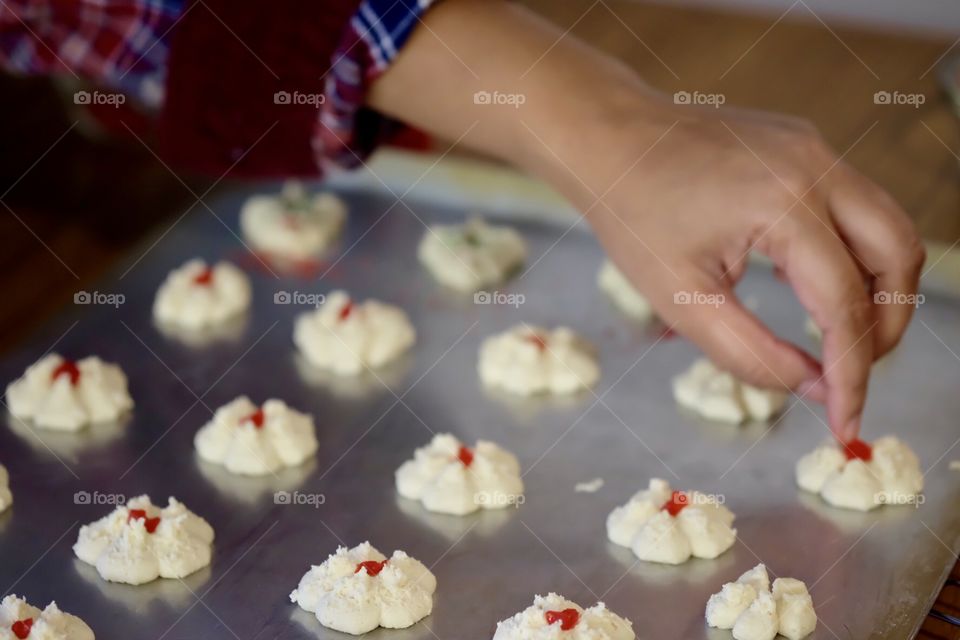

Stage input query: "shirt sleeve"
[{"left": 318, "top": 0, "right": 439, "bottom": 171}]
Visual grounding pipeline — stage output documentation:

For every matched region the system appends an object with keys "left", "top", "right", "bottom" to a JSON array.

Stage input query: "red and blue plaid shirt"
[{"left": 0, "top": 0, "right": 435, "bottom": 173}]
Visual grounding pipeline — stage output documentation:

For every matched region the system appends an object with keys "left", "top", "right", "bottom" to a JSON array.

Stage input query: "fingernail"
[{"left": 797, "top": 379, "right": 826, "bottom": 402}]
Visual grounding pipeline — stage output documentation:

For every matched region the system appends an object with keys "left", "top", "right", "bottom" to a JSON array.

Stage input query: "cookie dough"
[
  {"left": 673, "top": 358, "right": 786, "bottom": 424},
  {"left": 706, "top": 564, "right": 817, "bottom": 640},
  {"left": 478, "top": 325, "right": 599, "bottom": 396},
  {"left": 796, "top": 436, "right": 923, "bottom": 511},
  {"left": 598, "top": 261, "right": 654, "bottom": 320},
  {"left": 418, "top": 217, "right": 526, "bottom": 291},
  {"left": 290, "top": 542, "right": 436, "bottom": 635},
  {"left": 294, "top": 290, "right": 416, "bottom": 376},
  {"left": 494, "top": 593, "right": 634, "bottom": 639},
  {"left": 153, "top": 259, "right": 251, "bottom": 330},
  {"left": 0, "top": 594, "right": 94, "bottom": 640},
  {"left": 74, "top": 495, "right": 215, "bottom": 585},
  {"left": 396, "top": 433, "right": 524, "bottom": 515},
  {"left": 5, "top": 354, "right": 133, "bottom": 431},
  {"left": 194, "top": 396, "right": 318, "bottom": 476},
  {"left": 607, "top": 478, "right": 736, "bottom": 565},
  {"left": 240, "top": 181, "right": 346, "bottom": 259},
  {"left": 0, "top": 465, "right": 10, "bottom": 514}
]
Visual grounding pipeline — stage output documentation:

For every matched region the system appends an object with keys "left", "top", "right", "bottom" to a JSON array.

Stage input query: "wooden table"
[{"left": 0, "top": 1, "right": 957, "bottom": 637}]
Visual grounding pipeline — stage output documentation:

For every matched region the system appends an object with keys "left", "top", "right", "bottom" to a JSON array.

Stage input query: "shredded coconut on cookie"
[
  {"left": 493, "top": 593, "right": 634, "bottom": 639},
  {"left": 673, "top": 358, "right": 786, "bottom": 424},
  {"left": 706, "top": 564, "right": 817, "bottom": 640},
  {"left": 0, "top": 594, "right": 94, "bottom": 640}
]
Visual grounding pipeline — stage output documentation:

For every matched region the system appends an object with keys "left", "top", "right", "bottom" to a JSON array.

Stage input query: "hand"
[{"left": 581, "top": 97, "right": 924, "bottom": 440}]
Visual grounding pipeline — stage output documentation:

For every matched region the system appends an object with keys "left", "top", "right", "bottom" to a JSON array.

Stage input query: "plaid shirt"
[{"left": 0, "top": 0, "right": 435, "bottom": 171}]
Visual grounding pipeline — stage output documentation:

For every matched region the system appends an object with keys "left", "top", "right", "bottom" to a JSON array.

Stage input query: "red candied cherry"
[
  {"left": 544, "top": 608, "right": 580, "bottom": 631},
  {"left": 339, "top": 300, "right": 354, "bottom": 321},
  {"left": 242, "top": 408, "right": 265, "bottom": 429},
  {"left": 661, "top": 490, "right": 689, "bottom": 517},
  {"left": 11, "top": 619, "right": 33, "bottom": 639},
  {"left": 457, "top": 446, "right": 474, "bottom": 467},
  {"left": 525, "top": 334, "right": 547, "bottom": 351},
  {"left": 355, "top": 559, "right": 388, "bottom": 576},
  {"left": 51, "top": 360, "right": 80, "bottom": 385},
  {"left": 842, "top": 438, "right": 872, "bottom": 462},
  {"left": 128, "top": 509, "right": 161, "bottom": 533},
  {"left": 193, "top": 267, "right": 214, "bottom": 285}
]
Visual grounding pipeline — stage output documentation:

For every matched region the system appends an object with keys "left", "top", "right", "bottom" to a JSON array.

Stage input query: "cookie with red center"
[
  {"left": 290, "top": 542, "right": 436, "bottom": 636},
  {"left": 153, "top": 259, "right": 251, "bottom": 331},
  {"left": 0, "top": 594, "right": 94, "bottom": 640},
  {"left": 240, "top": 181, "right": 346, "bottom": 260},
  {"left": 493, "top": 593, "right": 634, "bottom": 639},
  {"left": 418, "top": 217, "right": 527, "bottom": 292},
  {"left": 395, "top": 433, "right": 524, "bottom": 516}
]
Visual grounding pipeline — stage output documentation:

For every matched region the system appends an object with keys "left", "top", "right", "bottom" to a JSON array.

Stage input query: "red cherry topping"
[
  {"left": 355, "top": 559, "right": 388, "bottom": 576},
  {"left": 128, "top": 509, "right": 161, "bottom": 533},
  {"left": 457, "top": 446, "right": 474, "bottom": 467},
  {"left": 51, "top": 360, "right": 80, "bottom": 385},
  {"left": 11, "top": 619, "right": 33, "bottom": 639},
  {"left": 544, "top": 608, "right": 580, "bottom": 631},
  {"left": 242, "top": 409, "right": 265, "bottom": 429},
  {"left": 339, "top": 300, "right": 354, "bottom": 321},
  {"left": 842, "top": 438, "right": 872, "bottom": 461},
  {"left": 525, "top": 334, "right": 547, "bottom": 351},
  {"left": 661, "top": 490, "right": 689, "bottom": 517},
  {"left": 193, "top": 267, "right": 214, "bottom": 285}
]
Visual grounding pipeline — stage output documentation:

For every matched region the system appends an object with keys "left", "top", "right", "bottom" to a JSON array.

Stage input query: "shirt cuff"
[{"left": 317, "top": 0, "right": 438, "bottom": 171}]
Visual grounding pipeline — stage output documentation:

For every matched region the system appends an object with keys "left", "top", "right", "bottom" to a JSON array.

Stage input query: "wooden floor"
[{"left": 0, "top": 1, "right": 958, "bottom": 637}]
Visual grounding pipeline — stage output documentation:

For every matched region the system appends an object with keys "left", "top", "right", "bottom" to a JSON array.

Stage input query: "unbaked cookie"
[
  {"left": 153, "top": 259, "right": 251, "bottom": 330},
  {"left": 396, "top": 433, "right": 524, "bottom": 515},
  {"left": 607, "top": 478, "right": 736, "bottom": 565},
  {"left": 74, "top": 495, "right": 214, "bottom": 585},
  {"left": 673, "top": 358, "right": 786, "bottom": 424},
  {"left": 294, "top": 290, "right": 416, "bottom": 376},
  {"left": 598, "top": 261, "right": 654, "bottom": 320},
  {"left": 418, "top": 217, "right": 526, "bottom": 291},
  {"left": 494, "top": 593, "right": 634, "bottom": 639},
  {"left": 5, "top": 354, "right": 133, "bottom": 432},
  {"left": 706, "top": 563, "right": 817, "bottom": 640},
  {"left": 0, "top": 594, "right": 94, "bottom": 640},
  {"left": 290, "top": 542, "right": 436, "bottom": 635},
  {"left": 194, "top": 396, "right": 318, "bottom": 476},
  {"left": 240, "top": 181, "right": 346, "bottom": 259},
  {"left": 478, "top": 325, "right": 599, "bottom": 396},
  {"left": 796, "top": 436, "right": 923, "bottom": 511}
]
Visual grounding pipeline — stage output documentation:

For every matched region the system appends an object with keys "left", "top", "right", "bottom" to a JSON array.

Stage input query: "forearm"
[{"left": 366, "top": 0, "right": 671, "bottom": 206}]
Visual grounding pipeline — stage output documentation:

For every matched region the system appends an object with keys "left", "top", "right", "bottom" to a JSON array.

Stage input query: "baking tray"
[{"left": 0, "top": 179, "right": 958, "bottom": 639}]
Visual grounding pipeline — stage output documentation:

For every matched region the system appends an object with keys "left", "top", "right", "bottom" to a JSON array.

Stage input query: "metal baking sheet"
[{"left": 1, "top": 180, "right": 958, "bottom": 639}]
